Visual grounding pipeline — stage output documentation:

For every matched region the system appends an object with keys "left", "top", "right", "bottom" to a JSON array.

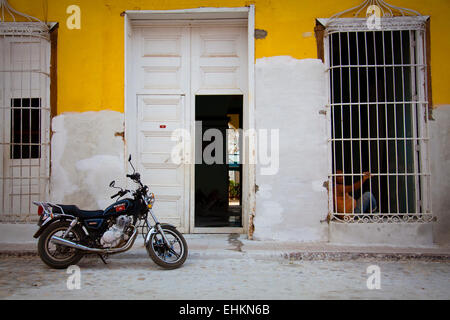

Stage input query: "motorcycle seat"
[{"left": 53, "top": 205, "right": 104, "bottom": 218}]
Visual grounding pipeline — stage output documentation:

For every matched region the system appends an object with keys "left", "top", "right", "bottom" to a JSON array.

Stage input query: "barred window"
[
  {"left": 321, "top": 18, "right": 433, "bottom": 223},
  {"left": 10, "top": 98, "right": 41, "bottom": 159},
  {"left": 0, "top": 22, "right": 51, "bottom": 223}
]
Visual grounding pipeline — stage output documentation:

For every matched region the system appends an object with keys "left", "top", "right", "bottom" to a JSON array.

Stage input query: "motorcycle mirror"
[
  {"left": 129, "top": 155, "right": 136, "bottom": 173},
  {"left": 109, "top": 180, "right": 115, "bottom": 188}
]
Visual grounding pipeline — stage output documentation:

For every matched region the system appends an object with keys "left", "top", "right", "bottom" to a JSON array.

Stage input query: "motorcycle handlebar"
[
  {"left": 111, "top": 192, "right": 120, "bottom": 199},
  {"left": 111, "top": 189, "right": 129, "bottom": 199},
  {"left": 126, "top": 173, "right": 140, "bottom": 180}
]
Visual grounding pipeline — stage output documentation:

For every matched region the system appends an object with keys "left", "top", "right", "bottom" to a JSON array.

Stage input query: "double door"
[{"left": 130, "top": 21, "right": 247, "bottom": 233}]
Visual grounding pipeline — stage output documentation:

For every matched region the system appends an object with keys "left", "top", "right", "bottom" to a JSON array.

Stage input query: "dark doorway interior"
[{"left": 195, "top": 95, "right": 243, "bottom": 228}]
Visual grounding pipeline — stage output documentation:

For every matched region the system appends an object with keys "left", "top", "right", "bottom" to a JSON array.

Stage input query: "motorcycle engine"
[{"left": 100, "top": 215, "right": 132, "bottom": 248}]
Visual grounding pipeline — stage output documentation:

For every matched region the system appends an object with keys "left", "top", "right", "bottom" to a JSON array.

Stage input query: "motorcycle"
[{"left": 32, "top": 155, "right": 188, "bottom": 270}]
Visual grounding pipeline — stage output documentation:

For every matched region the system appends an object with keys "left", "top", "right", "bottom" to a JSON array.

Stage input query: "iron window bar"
[{"left": 322, "top": 2, "right": 433, "bottom": 224}]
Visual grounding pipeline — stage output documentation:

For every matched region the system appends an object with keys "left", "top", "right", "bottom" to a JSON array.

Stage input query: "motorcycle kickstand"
[{"left": 98, "top": 254, "right": 108, "bottom": 265}]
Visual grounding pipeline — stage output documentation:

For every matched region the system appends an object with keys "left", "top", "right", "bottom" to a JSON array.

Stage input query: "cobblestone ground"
[{"left": 0, "top": 253, "right": 449, "bottom": 299}]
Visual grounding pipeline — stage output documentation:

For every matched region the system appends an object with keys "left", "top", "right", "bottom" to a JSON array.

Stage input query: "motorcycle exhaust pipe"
[{"left": 50, "top": 227, "right": 138, "bottom": 254}]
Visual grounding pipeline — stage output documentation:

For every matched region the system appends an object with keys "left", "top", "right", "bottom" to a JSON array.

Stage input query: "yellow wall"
[{"left": 7, "top": 0, "right": 450, "bottom": 113}]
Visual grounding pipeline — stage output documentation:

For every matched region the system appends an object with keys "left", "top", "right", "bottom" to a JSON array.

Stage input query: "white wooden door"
[
  {"left": 132, "top": 26, "right": 190, "bottom": 232},
  {"left": 191, "top": 24, "right": 248, "bottom": 95},
  {"left": 136, "top": 95, "right": 188, "bottom": 232},
  {"left": 134, "top": 26, "right": 190, "bottom": 95},
  {"left": 131, "top": 22, "right": 247, "bottom": 233},
  {"left": 190, "top": 23, "right": 248, "bottom": 233}
]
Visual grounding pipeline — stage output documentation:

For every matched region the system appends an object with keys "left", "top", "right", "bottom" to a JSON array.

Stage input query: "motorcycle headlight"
[{"left": 146, "top": 192, "right": 155, "bottom": 208}]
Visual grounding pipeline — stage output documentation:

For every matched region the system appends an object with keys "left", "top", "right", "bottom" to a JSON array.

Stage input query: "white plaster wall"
[
  {"left": 329, "top": 223, "right": 434, "bottom": 247},
  {"left": 50, "top": 111, "right": 126, "bottom": 210},
  {"left": 429, "top": 105, "right": 450, "bottom": 245},
  {"left": 253, "top": 56, "right": 329, "bottom": 242}
]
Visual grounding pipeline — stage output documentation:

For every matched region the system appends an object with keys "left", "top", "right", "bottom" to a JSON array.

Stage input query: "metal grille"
[
  {"left": 324, "top": 20, "right": 433, "bottom": 223},
  {"left": 0, "top": 22, "right": 51, "bottom": 223}
]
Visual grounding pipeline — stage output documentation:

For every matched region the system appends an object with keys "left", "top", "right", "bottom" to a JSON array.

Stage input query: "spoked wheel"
[
  {"left": 146, "top": 225, "right": 188, "bottom": 269},
  {"left": 38, "top": 221, "right": 84, "bottom": 269}
]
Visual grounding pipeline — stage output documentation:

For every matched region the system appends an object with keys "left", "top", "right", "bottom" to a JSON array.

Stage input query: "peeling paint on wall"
[
  {"left": 50, "top": 111, "right": 126, "bottom": 210},
  {"left": 254, "top": 29, "right": 268, "bottom": 39},
  {"left": 114, "top": 131, "right": 125, "bottom": 143},
  {"left": 253, "top": 56, "right": 329, "bottom": 242}
]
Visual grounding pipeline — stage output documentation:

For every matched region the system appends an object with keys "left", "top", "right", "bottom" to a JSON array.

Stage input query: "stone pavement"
[
  {"left": 1, "top": 231, "right": 449, "bottom": 299},
  {"left": 1, "top": 245, "right": 449, "bottom": 300}
]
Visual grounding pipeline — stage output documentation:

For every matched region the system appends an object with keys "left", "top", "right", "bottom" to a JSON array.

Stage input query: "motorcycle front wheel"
[{"left": 146, "top": 225, "right": 187, "bottom": 269}]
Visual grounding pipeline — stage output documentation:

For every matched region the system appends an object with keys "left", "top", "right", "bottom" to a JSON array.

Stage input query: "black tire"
[
  {"left": 146, "top": 225, "right": 188, "bottom": 269},
  {"left": 38, "top": 220, "right": 84, "bottom": 269}
]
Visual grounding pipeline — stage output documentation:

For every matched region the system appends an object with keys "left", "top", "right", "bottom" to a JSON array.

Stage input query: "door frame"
[{"left": 124, "top": 6, "right": 256, "bottom": 235}]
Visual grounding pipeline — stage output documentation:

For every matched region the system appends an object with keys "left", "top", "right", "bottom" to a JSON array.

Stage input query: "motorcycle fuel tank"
[{"left": 103, "top": 199, "right": 134, "bottom": 217}]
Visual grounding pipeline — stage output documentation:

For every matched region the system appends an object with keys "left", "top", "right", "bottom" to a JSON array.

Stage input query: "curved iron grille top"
[
  {"left": 0, "top": 22, "right": 50, "bottom": 39},
  {"left": 329, "top": 0, "right": 422, "bottom": 20}
]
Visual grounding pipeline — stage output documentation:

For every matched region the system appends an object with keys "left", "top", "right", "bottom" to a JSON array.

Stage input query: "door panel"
[
  {"left": 191, "top": 25, "right": 247, "bottom": 95},
  {"left": 137, "top": 95, "right": 188, "bottom": 232},
  {"left": 135, "top": 27, "right": 189, "bottom": 95}
]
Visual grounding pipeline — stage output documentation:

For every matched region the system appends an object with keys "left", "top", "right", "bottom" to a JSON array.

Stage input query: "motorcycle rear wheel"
[
  {"left": 38, "top": 220, "right": 84, "bottom": 269},
  {"left": 146, "top": 225, "right": 188, "bottom": 269}
]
